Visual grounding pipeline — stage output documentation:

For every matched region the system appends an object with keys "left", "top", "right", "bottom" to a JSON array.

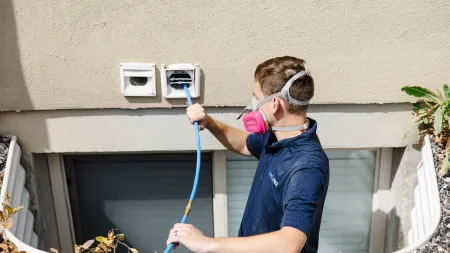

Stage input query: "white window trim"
[
  {"left": 369, "top": 148, "right": 393, "bottom": 253},
  {"left": 47, "top": 154, "right": 76, "bottom": 253},
  {"left": 212, "top": 151, "right": 228, "bottom": 237}
]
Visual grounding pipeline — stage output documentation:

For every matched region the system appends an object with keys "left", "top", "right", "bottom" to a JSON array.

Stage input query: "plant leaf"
[
  {"left": 401, "top": 86, "right": 440, "bottom": 102},
  {"left": 5, "top": 217, "right": 13, "bottom": 229},
  {"left": 96, "top": 236, "right": 106, "bottom": 243},
  {"left": 130, "top": 248, "right": 140, "bottom": 253},
  {"left": 4, "top": 193, "right": 10, "bottom": 205},
  {"left": 81, "top": 239, "right": 95, "bottom": 249},
  {"left": 437, "top": 88, "right": 444, "bottom": 100},
  {"left": 444, "top": 84, "right": 450, "bottom": 99},
  {"left": 117, "top": 234, "right": 125, "bottom": 241},
  {"left": 99, "top": 243, "right": 109, "bottom": 252},
  {"left": 108, "top": 229, "right": 115, "bottom": 239},
  {"left": 412, "top": 103, "right": 421, "bottom": 113},
  {"left": 104, "top": 238, "right": 114, "bottom": 247},
  {"left": 4, "top": 206, "right": 13, "bottom": 216},
  {"left": 94, "top": 245, "right": 105, "bottom": 253},
  {"left": 434, "top": 106, "right": 443, "bottom": 133},
  {"left": 440, "top": 152, "right": 450, "bottom": 176},
  {"left": 0, "top": 244, "right": 8, "bottom": 250},
  {"left": 425, "top": 100, "right": 436, "bottom": 109},
  {"left": 423, "top": 117, "right": 429, "bottom": 124},
  {"left": 12, "top": 206, "right": 24, "bottom": 214}
]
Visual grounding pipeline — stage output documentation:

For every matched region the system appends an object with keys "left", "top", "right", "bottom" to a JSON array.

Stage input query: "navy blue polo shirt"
[{"left": 237, "top": 118, "right": 329, "bottom": 253}]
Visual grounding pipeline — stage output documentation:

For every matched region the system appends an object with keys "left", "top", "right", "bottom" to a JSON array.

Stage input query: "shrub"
[{"left": 402, "top": 84, "right": 450, "bottom": 175}]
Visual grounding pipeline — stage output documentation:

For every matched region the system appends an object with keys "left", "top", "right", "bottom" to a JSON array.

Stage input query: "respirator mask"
[{"left": 237, "top": 71, "right": 310, "bottom": 134}]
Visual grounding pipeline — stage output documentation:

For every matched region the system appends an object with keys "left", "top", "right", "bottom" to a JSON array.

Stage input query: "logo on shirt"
[{"left": 268, "top": 169, "right": 278, "bottom": 188}]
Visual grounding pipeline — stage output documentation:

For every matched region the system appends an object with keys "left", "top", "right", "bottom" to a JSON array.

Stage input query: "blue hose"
[{"left": 163, "top": 84, "right": 201, "bottom": 253}]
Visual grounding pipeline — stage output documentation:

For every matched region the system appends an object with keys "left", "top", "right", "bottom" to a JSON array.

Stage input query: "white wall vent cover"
[
  {"left": 161, "top": 63, "right": 201, "bottom": 99},
  {"left": 120, "top": 63, "right": 156, "bottom": 97}
]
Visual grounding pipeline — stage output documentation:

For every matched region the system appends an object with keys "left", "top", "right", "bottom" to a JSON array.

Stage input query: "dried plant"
[
  {"left": 0, "top": 192, "right": 143, "bottom": 253},
  {"left": 50, "top": 229, "right": 141, "bottom": 253},
  {"left": 0, "top": 193, "right": 25, "bottom": 253}
]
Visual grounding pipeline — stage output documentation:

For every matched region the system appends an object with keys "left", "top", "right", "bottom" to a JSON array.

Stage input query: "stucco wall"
[{"left": 1, "top": 0, "right": 449, "bottom": 111}]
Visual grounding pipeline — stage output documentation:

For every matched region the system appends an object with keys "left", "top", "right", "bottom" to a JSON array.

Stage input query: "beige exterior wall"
[{"left": 1, "top": 0, "right": 450, "bottom": 111}]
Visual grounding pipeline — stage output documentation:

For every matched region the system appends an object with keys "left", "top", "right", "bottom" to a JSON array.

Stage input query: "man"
[{"left": 166, "top": 56, "right": 329, "bottom": 253}]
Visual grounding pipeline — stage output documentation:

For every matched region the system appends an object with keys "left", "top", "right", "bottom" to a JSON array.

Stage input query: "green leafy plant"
[
  {"left": 402, "top": 84, "right": 450, "bottom": 176},
  {"left": 401, "top": 85, "right": 450, "bottom": 134}
]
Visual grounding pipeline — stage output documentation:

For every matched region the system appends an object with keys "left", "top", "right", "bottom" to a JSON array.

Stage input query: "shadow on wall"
[
  {"left": 0, "top": 0, "right": 53, "bottom": 251},
  {"left": 0, "top": 0, "right": 31, "bottom": 110},
  {"left": 0, "top": 0, "right": 50, "bottom": 153},
  {"left": 385, "top": 207, "right": 401, "bottom": 253}
]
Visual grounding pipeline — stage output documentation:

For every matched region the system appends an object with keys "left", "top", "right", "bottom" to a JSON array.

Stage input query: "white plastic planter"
[
  {"left": 0, "top": 136, "right": 47, "bottom": 253},
  {"left": 394, "top": 135, "right": 442, "bottom": 252}
]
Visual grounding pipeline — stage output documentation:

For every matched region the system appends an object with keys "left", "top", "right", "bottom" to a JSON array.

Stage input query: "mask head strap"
[
  {"left": 237, "top": 70, "right": 309, "bottom": 119},
  {"left": 257, "top": 71, "right": 309, "bottom": 108},
  {"left": 280, "top": 71, "right": 309, "bottom": 106},
  {"left": 237, "top": 105, "right": 253, "bottom": 119}
]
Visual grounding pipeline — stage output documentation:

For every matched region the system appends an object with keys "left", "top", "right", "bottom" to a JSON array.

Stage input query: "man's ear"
[{"left": 272, "top": 97, "right": 282, "bottom": 115}]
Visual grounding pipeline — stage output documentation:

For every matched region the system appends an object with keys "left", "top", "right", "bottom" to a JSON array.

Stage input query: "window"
[
  {"left": 226, "top": 150, "right": 377, "bottom": 253},
  {"left": 64, "top": 153, "right": 214, "bottom": 253}
]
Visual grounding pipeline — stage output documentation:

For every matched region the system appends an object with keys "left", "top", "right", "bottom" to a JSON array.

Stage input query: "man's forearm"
[
  {"left": 206, "top": 228, "right": 305, "bottom": 253},
  {"left": 206, "top": 115, "right": 251, "bottom": 156}
]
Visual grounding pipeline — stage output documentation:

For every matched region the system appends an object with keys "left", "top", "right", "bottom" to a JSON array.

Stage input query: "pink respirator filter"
[{"left": 242, "top": 111, "right": 268, "bottom": 134}]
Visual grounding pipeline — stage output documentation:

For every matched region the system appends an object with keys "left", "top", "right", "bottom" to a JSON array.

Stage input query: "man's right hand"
[
  {"left": 187, "top": 103, "right": 252, "bottom": 157},
  {"left": 187, "top": 103, "right": 208, "bottom": 130}
]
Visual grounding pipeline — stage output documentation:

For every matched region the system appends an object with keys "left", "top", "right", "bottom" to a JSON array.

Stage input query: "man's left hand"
[{"left": 166, "top": 223, "right": 214, "bottom": 253}]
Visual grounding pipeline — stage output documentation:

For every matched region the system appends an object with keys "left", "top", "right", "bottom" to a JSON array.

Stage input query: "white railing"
[
  {"left": 394, "top": 135, "right": 441, "bottom": 252},
  {"left": 0, "top": 136, "right": 47, "bottom": 253}
]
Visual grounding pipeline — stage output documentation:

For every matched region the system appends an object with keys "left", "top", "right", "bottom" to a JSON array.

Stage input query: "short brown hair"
[{"left": 254, "top": 56, "right": 314, "bottom": 113}]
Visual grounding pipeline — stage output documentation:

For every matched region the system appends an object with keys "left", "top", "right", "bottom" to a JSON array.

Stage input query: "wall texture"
[{"left": 1, "top": 0, "right": 449, "bottom": 111}]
